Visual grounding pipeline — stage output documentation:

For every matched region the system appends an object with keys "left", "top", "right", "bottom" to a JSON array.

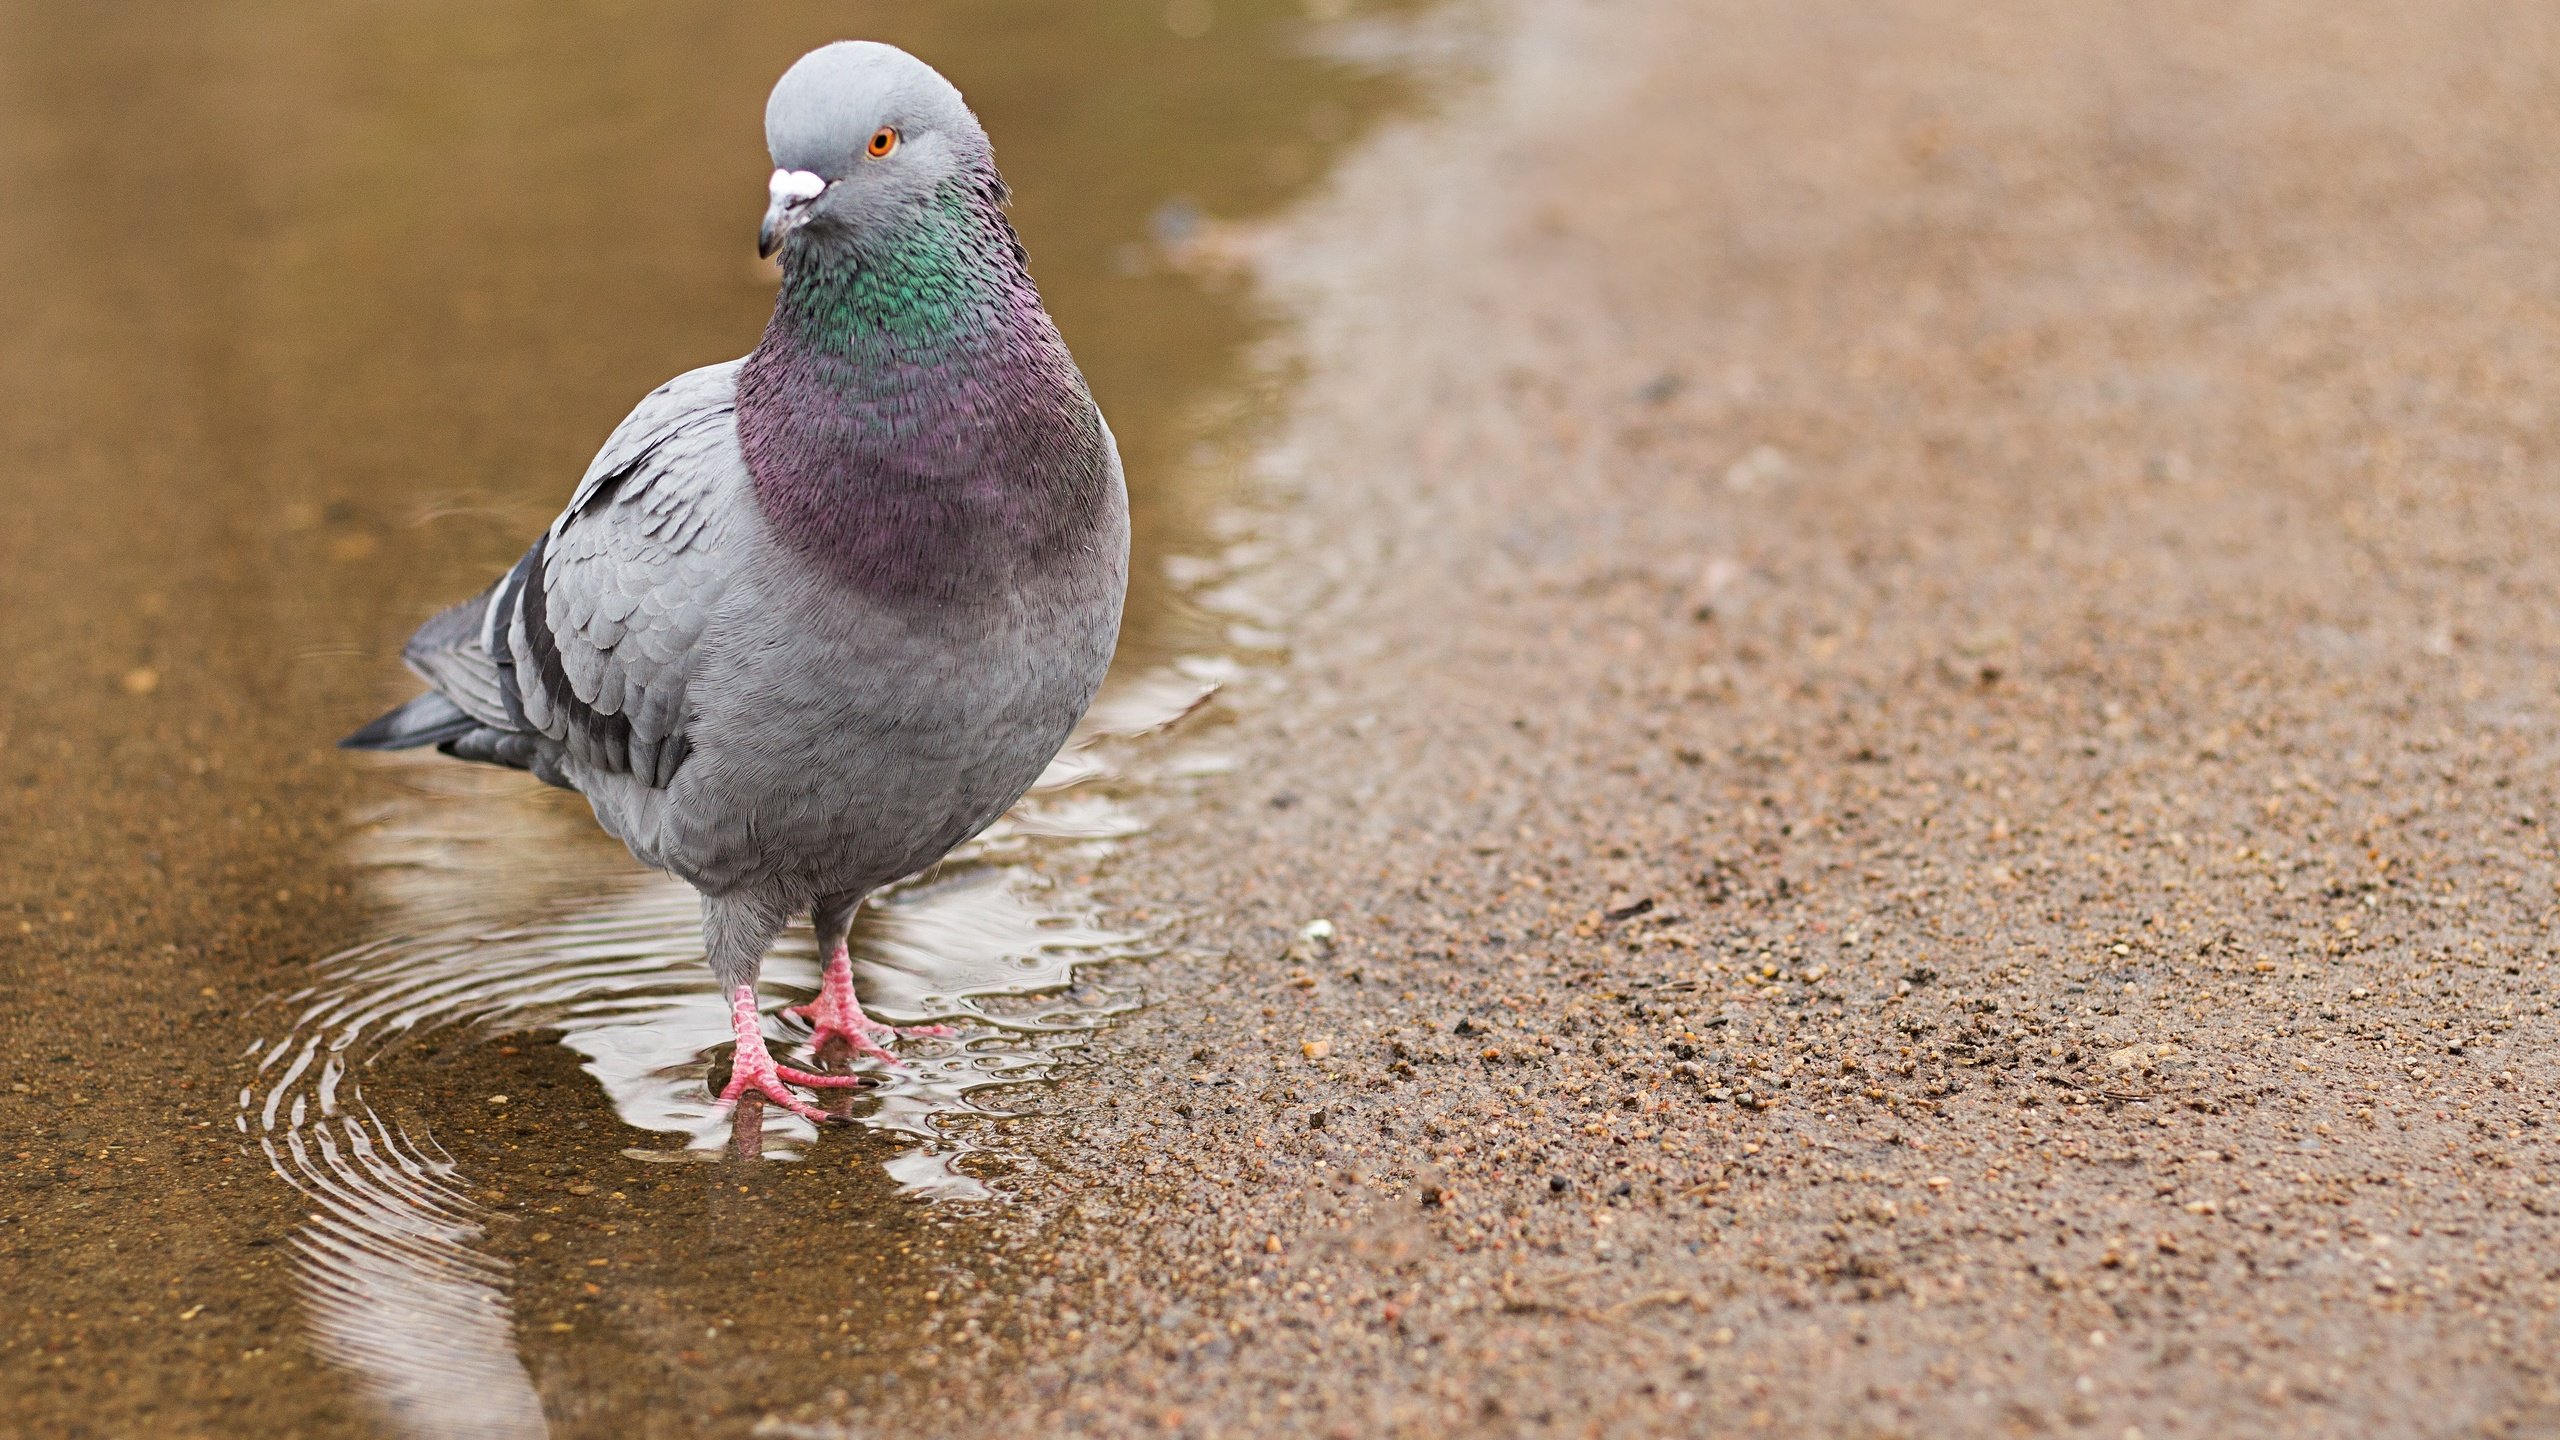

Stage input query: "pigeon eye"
[{"left": 866, "top": 127, "right": 899, "bottom": 159}]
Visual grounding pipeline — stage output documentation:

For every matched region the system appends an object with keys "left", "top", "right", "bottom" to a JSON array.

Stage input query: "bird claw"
[
  {"left": 790, "top": 949, "right": 954, "bottom": 1065},
  {"left": 715, "top": 986, "right": 866, "bottom": 1126},
  {"left": 791, "top": 1010, "right": 955, "bottom": 1064},
  {"left": 772, "top": 1060, "right": 876, "bottom": 1091}
]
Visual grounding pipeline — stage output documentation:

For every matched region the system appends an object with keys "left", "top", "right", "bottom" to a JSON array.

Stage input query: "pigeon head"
[{"left": 758, "top": 42, "right": 995, "bottom": 259}]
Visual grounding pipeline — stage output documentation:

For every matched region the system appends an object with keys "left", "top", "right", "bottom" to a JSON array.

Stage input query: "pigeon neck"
[
  {"left": 761, "top": 177, "right": 1036, "bottom": 360},
  {"left": 737, "top": 177, "right": 1108, "bottom": 604}
]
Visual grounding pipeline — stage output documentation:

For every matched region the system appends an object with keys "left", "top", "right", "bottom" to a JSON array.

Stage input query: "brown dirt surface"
[
  {"left": 10, "top": 1, "right": 2560, "bottom": 1437},
  {"left": 837, "top": 1, "right": 2560, "bottom": 1436}
]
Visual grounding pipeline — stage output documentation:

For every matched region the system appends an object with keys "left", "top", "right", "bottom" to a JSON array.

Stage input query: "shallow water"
[
  {"left": 248, "top": 715, "right": 1173, "bottom": 1435},
  {"left": 0, "top": 2, "right": 1432, "bottom": 1435}
]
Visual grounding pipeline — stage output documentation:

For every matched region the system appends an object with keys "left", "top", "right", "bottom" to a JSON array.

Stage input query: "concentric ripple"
[{"left": 240, "top": 683, "right": 1206, "bottom": 1439}]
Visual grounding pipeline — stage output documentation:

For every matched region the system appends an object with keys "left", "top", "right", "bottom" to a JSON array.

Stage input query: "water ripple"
[{"left": 242, "top": 683, "right": 1203, "bottom": 1439}]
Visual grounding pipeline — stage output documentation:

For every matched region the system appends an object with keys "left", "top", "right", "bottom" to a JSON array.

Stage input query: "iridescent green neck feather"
[{"left": 771, "top": 182, "right": 1016, "bottom": 357}]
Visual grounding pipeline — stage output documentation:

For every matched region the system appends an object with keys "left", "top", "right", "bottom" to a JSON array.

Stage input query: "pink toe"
[
  {"left": 722, "top": 1074, "right": 828, "bottom": 1123},
  {"left": 717, "top": 984, "right": 861, "bottom": 1122},
  {"left": 773, "top": 1063, "right": 869, "bottom": 1089}
]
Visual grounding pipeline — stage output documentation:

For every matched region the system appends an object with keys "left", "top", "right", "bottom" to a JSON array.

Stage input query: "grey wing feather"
[
  {"left": 503, "top": 361, "right": 748, "bottom": 789},
  {"left": 401, "top": 585, "right": 514, "bottom": 727},
  {"left": 344, "top": 359, "right": 747, "bottom": 795},
  {"left": 552, "top": 361, "right": 744, "bottom": 524}
]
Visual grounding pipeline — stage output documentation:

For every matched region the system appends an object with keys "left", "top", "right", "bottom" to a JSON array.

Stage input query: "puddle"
[
  {"left": 251, "top": 751, "right": 1159, "bottom": 1180},
  {"left": 0, "top": 1, "right": 1444, "bottom": 1435},
  {"left": 243, "top": 690, "right": 1189, "bottom": 1436}
]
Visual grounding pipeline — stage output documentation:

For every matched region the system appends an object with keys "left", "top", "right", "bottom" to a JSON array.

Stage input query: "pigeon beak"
[{"left": 759, "top": 168, "right": 827, "bottom": 258}]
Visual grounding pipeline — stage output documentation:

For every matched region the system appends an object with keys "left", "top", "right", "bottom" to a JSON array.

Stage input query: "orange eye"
[{"left": 866, "top": 127, "right": 899, "bottom": 159}]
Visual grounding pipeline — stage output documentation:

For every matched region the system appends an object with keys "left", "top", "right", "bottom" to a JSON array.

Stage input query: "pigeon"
[{"left": 343, "top": 41, "right": 1129, "bottom": 1129}]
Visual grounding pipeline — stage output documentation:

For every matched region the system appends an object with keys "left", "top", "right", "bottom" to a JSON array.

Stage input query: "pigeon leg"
[
  {"left": 703, "top": 894, "right": 863, "bottom": 1129},
  {"left": 717, "top": 985, "right": 868, "bottom": 1124},
  {"left": 789, "top": 946, "right": 955, "bottom": 1065}
]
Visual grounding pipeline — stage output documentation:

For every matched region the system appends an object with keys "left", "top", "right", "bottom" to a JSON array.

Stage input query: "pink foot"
[
  {"left": 787, "top": 948, "right": 954, "bottom": 1065},
  {"left": 716, "top": 985, "right": 869, "bottom": 1125}
]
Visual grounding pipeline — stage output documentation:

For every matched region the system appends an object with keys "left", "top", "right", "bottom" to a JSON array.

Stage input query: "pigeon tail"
[{"left": 340, "top": 690, "right": 476, "bottom": 751}]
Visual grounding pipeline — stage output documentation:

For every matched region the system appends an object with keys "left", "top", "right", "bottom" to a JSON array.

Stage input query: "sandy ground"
[
  {"left": 807, "top": 1, "right": 2560, "bottom": 1436},
  {"left": 11, "top": 1, "right": 2560, "bottom": 1436}
]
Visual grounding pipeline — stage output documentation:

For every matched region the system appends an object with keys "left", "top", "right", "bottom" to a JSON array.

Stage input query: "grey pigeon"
[{"left": 344, "top": 41, "right": 1128, "bottom": 1126}]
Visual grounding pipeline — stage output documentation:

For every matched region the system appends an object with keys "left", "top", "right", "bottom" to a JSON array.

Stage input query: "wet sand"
[
  {"left": 876, "top": 1, "right": 2560, "bottom": 1436},
  {"left": 0, "top": 3, "right": 1423, "bottom": 1435}
]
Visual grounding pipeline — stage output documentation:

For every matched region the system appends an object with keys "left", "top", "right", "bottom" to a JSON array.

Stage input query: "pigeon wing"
[{"left": 500, "top": 361, "right": 749, "bottom": 789}]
